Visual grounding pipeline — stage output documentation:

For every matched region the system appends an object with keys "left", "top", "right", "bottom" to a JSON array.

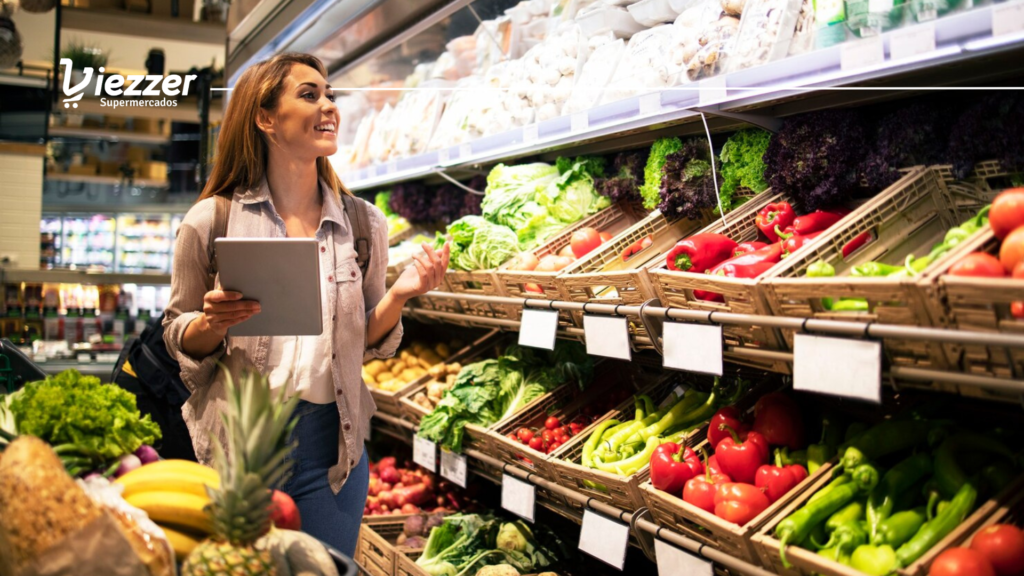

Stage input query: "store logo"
[{"left": 60, "top": 58, "right": 197, "bottom": 109}]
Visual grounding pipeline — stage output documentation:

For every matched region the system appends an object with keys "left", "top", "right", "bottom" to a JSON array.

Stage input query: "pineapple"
[{"left": 181, "top": 370, "right": 300, "bottom": 576}]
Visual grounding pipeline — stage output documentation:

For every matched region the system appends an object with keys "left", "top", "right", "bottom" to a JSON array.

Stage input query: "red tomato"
[
  {"left": 560, "top": 425, "right": 573, "bottom": 437},
  {"left": 528, "top": 436, "right": 545, "bottom": 451},
  {"left": 571, "top": 227, "right": 602, "bottom": 259},
  {"left": 512, "top": 253, "right": 539, "bottom": 271},
  {"left": 641, "top": 237, "right": 653, "bottom": 249},
  {"left": 930, "top": 548, "right": 996, "bottom": 576},
  {"left": 524, "top": 283, "right": 543, "bottom": 294},
  {"left": 559, "top": 244, "right": 576, "bottom": 259},
  {"left": 506, "top": 433, "right": 518, "bottom": 443},
  {"left": 949, "top": 252, "right": 1007, "bottom": 278},
  {"left": 1000, "top": 227, "right": 1024, "bottom": 272},
  {"left": 990, "top": 188, "right": 1024, "bottom": 239},
  {"left": 1013, "top": 301, "right": 1024, "bottom": 319},
  {"left": 541, "top": 429, "right": 555, "bottom": 443},
  {"left": 599, "top": 231, "right": 613, "bottom": 242},
  {"left": 545, "top": 416, "right": 561, "bottom": 430},
  {"left": 536, "top": 255, "right": 572, "bottom": 272},
  {"left": 970, "top": 524, "right": 1024, "bottom": 576},
  {"left": 547, "top": 441, "right": 562, "bottom": 453},
  {"left": 569, "top": 422, "right": 584, "bottom": 435},
  {"left": 516, "top": 428, "right": 534, "bottom": 443}
]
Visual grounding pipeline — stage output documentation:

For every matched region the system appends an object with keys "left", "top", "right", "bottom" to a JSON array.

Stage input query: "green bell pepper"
[{"left": 851, "top": 544, "right": 899, "bottom": 575}]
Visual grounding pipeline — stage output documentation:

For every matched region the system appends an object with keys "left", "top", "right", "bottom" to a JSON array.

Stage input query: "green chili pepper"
[
  {"left": 866, "top": 453, "right": 933, "bottom": 541},
  {"left": 831, "top": 298, "right": 870, "bottom": 312},
  {"left": 819, "top": 520, "right": 868, "bottom": 556},
  {"left": 807, "top": 260, "right": 837, "bottom": 310},
  {"left": 583, "top": 420, "right": 619, "bottom": 469},
  {"left": 851, "top": 544, "right": 898, "bottom": 575},
  {"left": 777, "top": 447, "right": 809, "bottom": 467},
  {"left": 982, "top": 461, "right": 1017, "bottom": 494},
  {"left": 874, "top": 507, "right": 926, "bottom": 547},
  {"left": 808, "top": 413, "right": 844, "bottom": 475},
  {"left": 826, "top": 501, "right": 865, "bottom": 533},
  {"left": 841, "top": 420, "right": 933, "bottom": 471},
  {"left": 895, "top": 482, "right": 978, "bottom": 567},
  {"left": 776, "top": 480, "right": 863, "bottom": 567},
  {"left": 844, "top": 422, "right": 868, "bottom": 444},
  {"left": 933, "top": 433, "right": 1016, "bottom": 498},
  {"left": 810, "top": 473, "right": 853, "bottom": 504},
  {"left": 593, "top": 436, "right": 660, "bottom": 475},
  {"left": 852, "top": 262, "right": 907, "bottom": 277},
  {"left": 818, "top": 545, "right": 853, "bottom": 566}
]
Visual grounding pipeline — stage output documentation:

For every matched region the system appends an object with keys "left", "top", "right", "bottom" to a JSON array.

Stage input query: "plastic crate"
[{"left": 764, "top": 167, "right": 998, "bottom": 371}]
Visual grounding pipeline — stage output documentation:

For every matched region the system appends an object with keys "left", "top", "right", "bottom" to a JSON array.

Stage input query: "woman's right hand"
[{"left": 202, "top": 290, "right": 260, "bottom": 337}]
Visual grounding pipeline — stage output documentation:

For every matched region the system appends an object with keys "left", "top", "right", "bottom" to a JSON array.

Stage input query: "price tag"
[
  {"left": 579, "top": 510, "right": 630, "bottom": 569},
  {"left": 571, "top": 112, "right": 589, "bottom": 134},
  {"left": 459, "top": 143, "right": 472, "bottom": 159},
  {"left": 639, "top": 92, "right": 663, "bottom": 116},
  {"left": 840, "top": 36, "right": 885, "bottom": 71},
  {"left": 890, "top": 22, "right": 936, "bottom": 61},
  {"left": 583, "top": 314, "right": 631, "bottom": 360},
  {"left": 519, "top": 308, "right": 559, "bottom": 350},
  {"left": 501, "top": 474, "right": 536, "bottom": 522},
  {"left": 413, "top": 435, "right": 437, "bottom": 472},
  {"left": 993, "top": 0, "right": 1024, "bottom": 36},
  {"left": 655, "top": 539, "right": 713, "bottom": 576},
  {"left": 438, "top": 148, "right": 450, "bottom": 164},
  {"left": 76, "top": 353, "right": 91, "bottom": 364},
  {"left": 698, "top": 76, "right": 727, "bottom": 106},
  {"left": 523, "top": 123, "right": 539, "bottom": 143},
  {"left": 868, "top": 0, "right": 893, "bottom": 11},
  {"left": 440, "top": 450, "right": 468, "bottom": 488},
  {"left": 663, "top": 322, "right": 723, "bottom": 376},
  {"left": 794, "top": 334, "right": 882, "bottom": 403},
  {"left": 386, "top": 160, "right": 398, "bottom": 175},
  {"left": 367, "top": 165, "right": 378, "bottom": 178}
]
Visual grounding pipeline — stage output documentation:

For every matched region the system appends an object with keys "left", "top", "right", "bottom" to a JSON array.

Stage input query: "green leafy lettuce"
[
  {"left": 640, "top": 137, "right": 684, "bottom": 210},
  {"left": 10, "top": 369, "right": 161, "bottom": 461},
  {"left": 418, "top": 343, "right": 593, "bottom": 452},
  {"left": 719, "top": 128, "right": 771, "bottom": 202},
  {"left": 438, "top": 216, "right": 520, "bottom": 271},
  {"left": 536, "top": 156, "right": 611, "bottom": 224},
  {"left": 480, "top": 163, "right": 560, "bottom": 231},
  {"left": 416, "top": 514, "right": 567, "bottom": 576}
]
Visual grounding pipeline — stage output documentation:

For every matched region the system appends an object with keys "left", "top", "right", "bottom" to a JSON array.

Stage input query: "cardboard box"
[
  {"left": 66, "top": 165, "right": 98, "bottom": 176},
  {"left": 100, "top": 161, "right": 123, "bottom": 176},
  {"left": 138, "top": 161, "right": 167, "bottom": 181},
  {"left": 127, "top": 148, "right": 147, "bottom": 164}
]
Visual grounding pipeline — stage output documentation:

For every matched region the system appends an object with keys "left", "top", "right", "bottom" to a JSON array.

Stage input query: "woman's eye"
[
  {"left": 303, "top": 93, "right": 315, "bottom": 100},
  {"left": 326, "top": 93, "right": 336, "bottom": 102}
]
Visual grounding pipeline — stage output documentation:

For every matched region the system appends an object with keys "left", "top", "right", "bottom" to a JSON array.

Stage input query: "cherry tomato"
[
  {"left": 528, "top": 437, "right": 545, "bottom": 452},
  {"left": 599, "top": 231, "right": 613, "bottom": 243},
  {"left": 506, "top": 433, "right": 519, "bottom": 443},
  {"left": 547, "top": 441, "right": 562, "bottom": 453},
  {"left": 930, "top": 548, "right": 996, "bottom": 576},
  {"left": 517, "top": 428, "right": 534, "bottom": 443},
  {"left": 545, "top": 416, "right": 561, "bottom": 430},
  {"left": 571, "top": 227, "right": 602, "bottom": 258},
  {"left": 542, "top": 429, "right": 555, "bottom": 443},
  {"left": 560, "top": 425, "right": 573, "bottom": 437},
  {"left": 569, "top": 422, "right": 584, "bottom": 435},
  {"left": 970, "top": 524, "right": 1024, "bottom": 576}
]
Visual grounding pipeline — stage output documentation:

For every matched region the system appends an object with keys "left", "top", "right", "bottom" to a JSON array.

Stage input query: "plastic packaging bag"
[
  {"left": 725, "top": 0, "right": 802, "bottom": 72},
  {"left": 81, "top": 477, "right": 174, "bottom": 576}
]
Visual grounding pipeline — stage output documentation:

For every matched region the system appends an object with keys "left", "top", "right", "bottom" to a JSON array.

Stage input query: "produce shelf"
[
  {"left": 45, "top": 173, "right": 170, "bottom": 188},
  {"left": 0, "top": 268, "right": 171, "bottom": 285},
  {"left": 48, "top": 127, "right": 171, "bottom": 145},
  {"left": 337, "top": 5, "right": 1024, "bottom": 192}
]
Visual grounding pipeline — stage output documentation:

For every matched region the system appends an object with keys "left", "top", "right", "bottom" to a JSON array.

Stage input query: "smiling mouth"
[{"left": 315, "top": 122, "right": 336, "bottom": 134}]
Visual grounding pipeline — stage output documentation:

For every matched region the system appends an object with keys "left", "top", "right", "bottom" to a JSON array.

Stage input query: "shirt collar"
[{"left": 235, "top": 176, "right": 347, "bottom": 229}]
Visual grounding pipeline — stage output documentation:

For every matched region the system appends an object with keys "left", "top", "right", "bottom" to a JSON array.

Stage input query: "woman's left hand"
[{"left": 391, "top": 241, "right": 451, "bottom": 302}]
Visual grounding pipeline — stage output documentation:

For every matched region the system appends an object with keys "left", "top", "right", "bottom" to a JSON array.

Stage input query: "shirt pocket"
[{"left": 333, "top": 260, "right": 363, "bottom": 316}]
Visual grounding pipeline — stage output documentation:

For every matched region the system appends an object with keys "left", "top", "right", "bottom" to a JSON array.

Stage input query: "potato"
[
  {"left": 418, "top": 351, "right": 443, "bottom": 367},
  {"left": 375, "top": 371, "right": 395, "bottom": 384},
  {"left": 434, "top": 343, "right": 451, "bottom": 358},
  {"left": 400, "top": 350, "right": 417, "bottom": 364},
  {"left": 447, "top": 362, "right": 462, "bottom": 374},
  {"left": 410, "top": 341, "right": 427, "bottom": 354},
  {"left": 446, "top": 374, "right": 458, "bottom": 386},
  {"left": 401, "top": 368, "right": 427, "bottom": 381},
  {"left": 364, "top": 360, "right": 387, "bottom": 378},
  {"left": 381, "top": 379, "right": 404, "bottom": 392},
  {"left": 361, "top": 367, "right": 373, "bottom": 383},
  {"left": 427, "top": 364, "right": 447, "bottom": 379}
]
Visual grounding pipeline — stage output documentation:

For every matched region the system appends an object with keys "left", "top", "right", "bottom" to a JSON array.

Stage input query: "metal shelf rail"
[
  {"left": 405, "top": 291, "right": 1024, "bottom": 394},
  {"left": 371, "top": 410, "right": 776, "bottom": 576}
]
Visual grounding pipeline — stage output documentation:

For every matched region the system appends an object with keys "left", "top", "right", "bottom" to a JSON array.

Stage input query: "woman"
[{"left": 163, "top": 53, "right": 449, "bottom": 555}]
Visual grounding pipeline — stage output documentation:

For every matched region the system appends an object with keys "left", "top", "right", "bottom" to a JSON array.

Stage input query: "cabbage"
[
  {"left": 481, "top": 163, "right": 560, "bottom": 229},
  {"left": 537, "top": 156, "right": 610, "bottom": 224},
  {"left": 440, "top": 216, "right": 519, "bottom": 271}
]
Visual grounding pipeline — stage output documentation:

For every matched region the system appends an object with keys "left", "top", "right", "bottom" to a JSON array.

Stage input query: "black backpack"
[{"left": 111, "top": 193, "right": 374, "bottom": 461}]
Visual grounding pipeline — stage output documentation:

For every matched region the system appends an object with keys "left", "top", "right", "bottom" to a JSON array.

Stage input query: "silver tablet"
[{"left": 214, "top": 238, "right": 323, "bottom": 337}]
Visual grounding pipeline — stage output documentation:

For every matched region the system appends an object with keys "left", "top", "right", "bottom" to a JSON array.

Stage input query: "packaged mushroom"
[
  {"left": 671, "top": 0, "right": 741, "bottom": 82},
  {"left": 724, "top": 0, "right": 803, "bottom": 73},
  {"left": 520, "top": 22, "right": 586, "bottom": 121},
  {"left": 562, "top": 37, "right": 625, "bottom": 115},
  {"left": 787, "top": 0, "right": 816, "bottom": 56},
  {"left": 600, "top": 24, "right": 683, "bottom": 104}
]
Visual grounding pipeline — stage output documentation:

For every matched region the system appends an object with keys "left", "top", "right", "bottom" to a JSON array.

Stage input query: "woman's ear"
[{"left": 255, "top": 108, "right": 274, "bottom": 136}]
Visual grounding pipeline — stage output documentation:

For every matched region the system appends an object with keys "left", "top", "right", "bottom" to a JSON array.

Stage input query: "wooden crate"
[
  {"left": 395, "top": 551, "right": 428, "bottom": 576},
  {"left": 649, "top": 187, "right": 835, "bottom": 374},
  {"left": 642, "top": 456, "right": 835, "bottom": 564},
  {"left": 408, "top": 273, "right": 463, "bottom": 316},
  {"left": 493, "top": 202, "right": 647, "bottom": 331},
  {"left": 466, "top": 452, "right": 578, "bottom": 519},
  {"left": 764, "top": 167, "right": 997, "bottom": 371},
  {"left": 388, "top": 225, "right": 415, "bottom": 247},
  {"left": 556, "top": 210, "right": 713, "bottom": 344},
  {"left": 751, "top": 472, "right": 1024, "bottom": 576},
  {"left": 486, "top": 358, "right": 669, "bottom": 487},
  {"left": 356, "top": 520, "right": 403, "bottom": 576}
]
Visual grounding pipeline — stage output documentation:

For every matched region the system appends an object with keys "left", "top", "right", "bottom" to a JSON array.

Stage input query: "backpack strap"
[
  {"left": 206, "top": 194, "right": 232, "bottom": 290},
  {"left": 341, "top": 194, "right": 372, "bottom": 280}
]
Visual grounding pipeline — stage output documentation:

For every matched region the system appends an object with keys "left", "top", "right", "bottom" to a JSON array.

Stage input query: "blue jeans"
[{"left": 280, "top": 400, "right": 369, "bottom": 557}]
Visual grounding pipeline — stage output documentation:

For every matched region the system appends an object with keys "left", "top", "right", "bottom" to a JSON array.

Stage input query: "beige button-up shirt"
[{"left": 163, "top": 178, "right": 402, "bottom": 493}]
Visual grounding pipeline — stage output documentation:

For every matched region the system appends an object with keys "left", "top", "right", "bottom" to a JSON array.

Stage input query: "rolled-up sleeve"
[
  {"left": 362, "top": 206, "right": 403, "bottom": 362},
  {"left": 163, "top": 205, "right": 226, "bottom": 393}
]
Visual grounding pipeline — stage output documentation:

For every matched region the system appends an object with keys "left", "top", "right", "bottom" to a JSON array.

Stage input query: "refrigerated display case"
[
  {"left": 39, "top": 213, "right": 183, "bottom": 273},
  {"left": 116, "top": 214, "right": 174, "bottom": 273},
  {"left": 54, "top": 214, "right": 117, "bottom": 271}
]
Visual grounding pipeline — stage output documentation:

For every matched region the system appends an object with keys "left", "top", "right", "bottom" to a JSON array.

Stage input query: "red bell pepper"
[
  {"left": 842, "top": 230, "right": 874, "bottom": 258},
  {"left": 755, "top": 451, "right": 809, "bottom": 504},
  {"left": 665, "top": 233, "right": 738, "bottom": 273},
  {"left": 757, "top": 202, "right": 796, "bottom": 242},
  {"left": 693, "top": 256, "right": 779, "bottom": 302},
  {"left": 708, "top": 455, "right": 724, "bottom": 476},
  {"left": 787, "top": 209, "right": 851, "bottom": 236},
  {"left": 782, "top": 230, "right": 823, "bottom": 256},
  {"left": 715, "top": 425, "right": 769, "bottom": 484},
  {"left": 734, "top": 241, "right": 769, "bottom": 257},
  {"left": 683, "top": 450, "right": 731, "bottom": 513},
  {"left": 714, "top": 482, "right": 771, "bottom": 525},
  {"left": 708, "top": 407, "right": 747, "bottom": 451},
  {"left": 621, "top": 235, "right": 653, "bottom": 262},
  {"left": 651, "top": 442, "right": 704, "bottom": 496},
  {"left": 752, "top": 392, "right": 805, "bottom": 450}
]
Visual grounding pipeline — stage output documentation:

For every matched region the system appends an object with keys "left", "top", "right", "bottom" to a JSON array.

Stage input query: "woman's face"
[{"left": 259, "top": 64, "right": 339, "bottom": 160}]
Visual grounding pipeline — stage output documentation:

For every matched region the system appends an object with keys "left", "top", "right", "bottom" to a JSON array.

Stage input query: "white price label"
[
  {"left": 523, "top": 124, "right": 539, "bottom": 143},
  {"left": 868, "top": 0, "right": 893, "bottom": 11},
  {"left": 367, "top": 165, "right": 378, "bottom": 178},
  {"left": 794, "top": 334, "right": 882, "bottom": 403},
  {"left": 639, "top": 92, "right": 663, "bottom": 116},
  {"left": 655, "top": 539, "right": 713, "bottom": 576},
  {"left": 413, "top": 435, "right": 437, "bottom": 472},
  {"left": 993, "top": 0, "right": 1024, "bottom": 36},
  {"left": 459, "top": 143, "right": 472, "bottom": 159},
  {"left": 890, "top": 22, "right": 936, "bottom": 61},
  {"left": 519, "top": 308, "right": 559, "bottom": 350},
  {"left": 698, "top": 76, "right": 727, "bottom": 106},
  {"left": 501, "top": 474, "right": 536, "bottom": 522},
  {"left": 840, "top": 36, "right": 885, "bottom": 71},
  {"left": 579, "top": 510, "right": 630, "bottom": 569},
  {"left": 438, "top": 148, "right": 450, "bottom": 164},
  {"left": 386, "top": 160, "right": 398, "bottom": 175},
  {"left": 76, "top": 353, "right": 91, "bottom": 364},
  {"left": 571, "top": 112, "right": 589, "bottom": 134},
  {"left": 583, "top": 315, "right": 631, "bottom": 360},
  {"left": 440, "top": 450, "right": 468, "bottom": 488},
  {"left": 663, "top": 322, "right": 723, "bottom": 376}
]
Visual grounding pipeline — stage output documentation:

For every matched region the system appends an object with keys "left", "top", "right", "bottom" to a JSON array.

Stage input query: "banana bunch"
[{"left": 115, "top": 459, "right": 219, "bottom": 561}]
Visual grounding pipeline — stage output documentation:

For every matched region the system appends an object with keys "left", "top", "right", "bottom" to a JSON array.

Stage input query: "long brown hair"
[{"left": 199, "top": 53, "right": 350, "bottom": 200}]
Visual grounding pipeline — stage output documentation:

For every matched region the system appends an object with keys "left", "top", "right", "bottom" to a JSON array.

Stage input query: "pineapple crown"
[{"left": 207, "top": 369, "right": 300, "bottom": 545}]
